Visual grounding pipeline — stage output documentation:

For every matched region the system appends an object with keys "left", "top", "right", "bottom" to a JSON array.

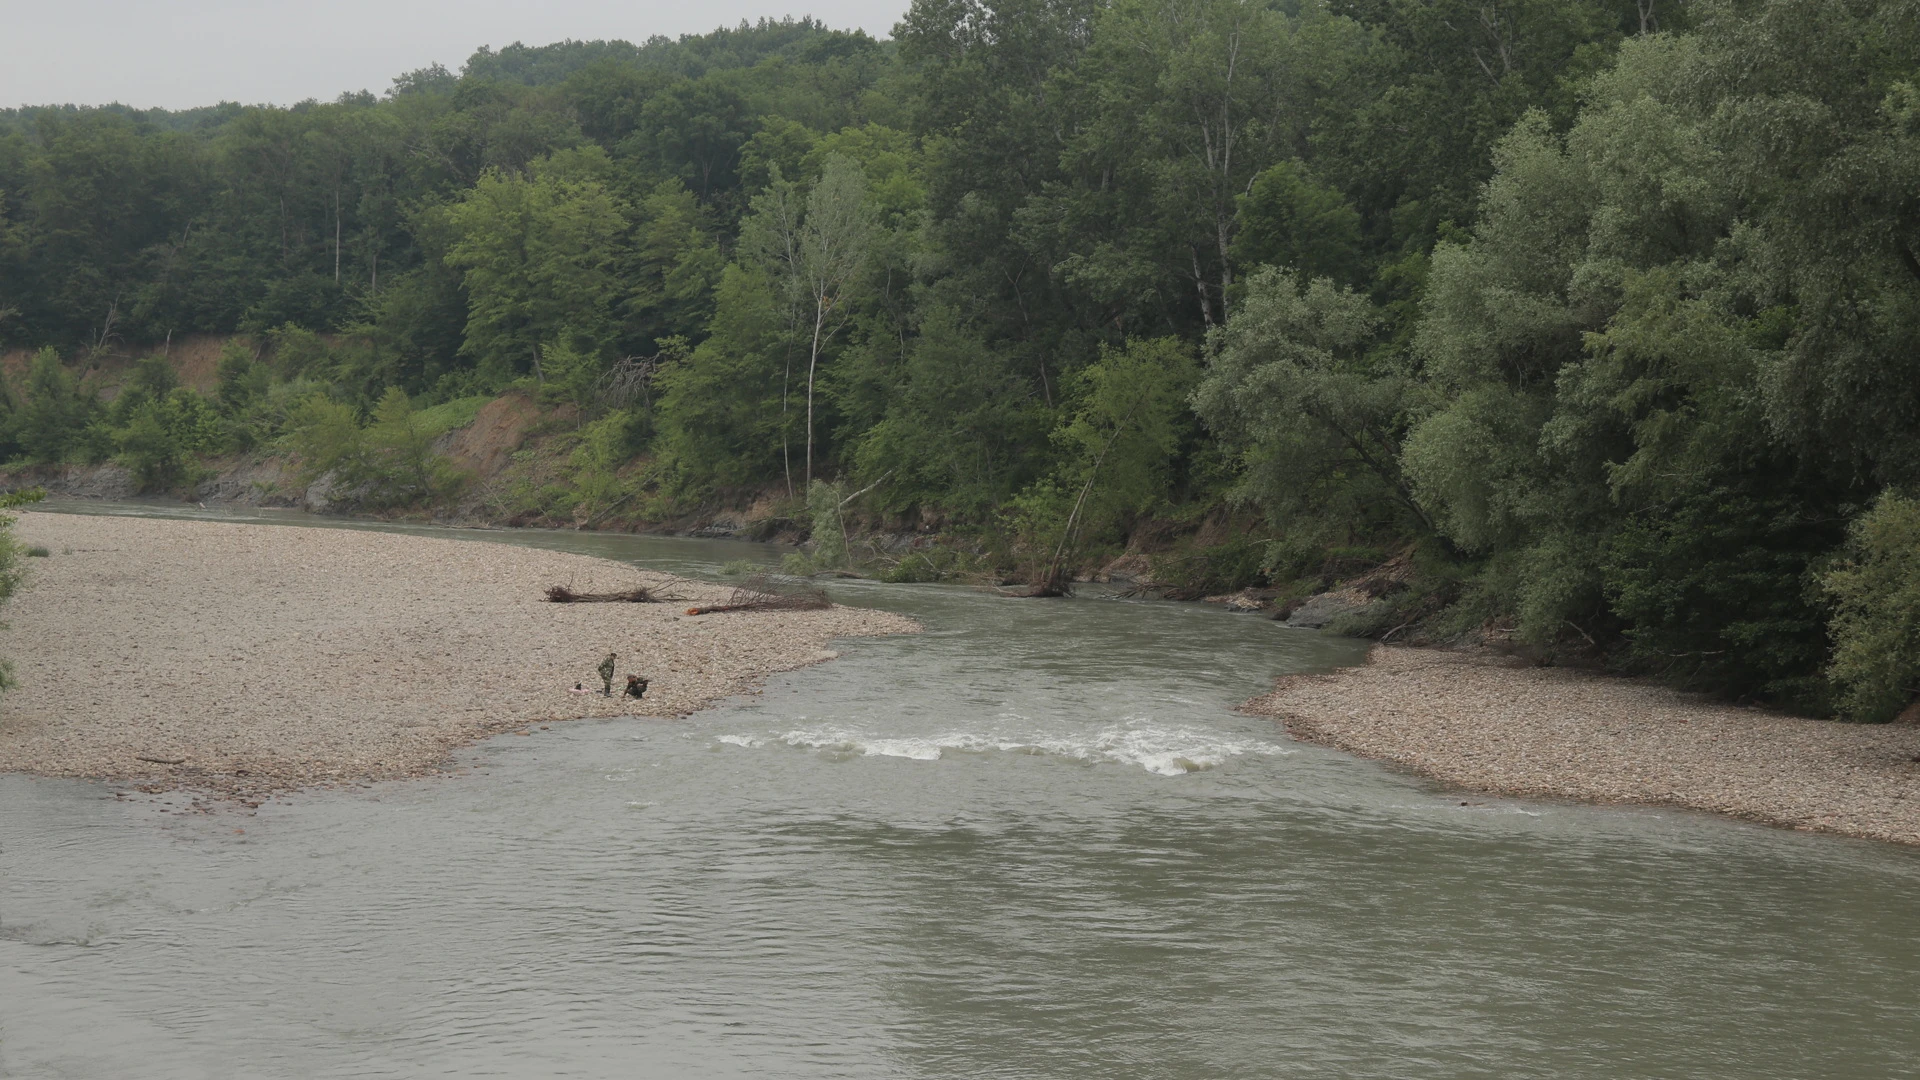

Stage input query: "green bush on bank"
[
  {"left": 1147, "top": 534, "right": 1271, "bottom": 598},
  {"left": 12, "top": 349, "right": 97, "bottom": 463},
  {"left": 877, "top": 547, "right": 996, "bottom": 584},
  {"left": 0, "top": 489, "right": 46, "bottom": 690},
  {"left": 284, "top": 387, "right": 468, "bottom": 510},
  {"left": 1823, "top": 493, "right": 1920, "bottom": 722}
]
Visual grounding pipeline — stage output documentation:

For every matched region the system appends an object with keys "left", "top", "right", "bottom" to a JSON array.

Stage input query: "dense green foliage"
[
  {"left": 1824, "top": 495, "right": 1920, "bottom": 722},
  {"left": 0, "top": 487, "right": 46, "bottom": 690},
  {"left": 2, "top": 1, "right": 1917, "bottom": 715}
]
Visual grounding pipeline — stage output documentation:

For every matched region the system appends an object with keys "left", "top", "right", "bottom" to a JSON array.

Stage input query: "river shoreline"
[
  {"left": 1246, "top": 645, "right": 1920, "bottom": 845},
  {"left": 0, "top": 511, "right": 917, "bottom": 802}
]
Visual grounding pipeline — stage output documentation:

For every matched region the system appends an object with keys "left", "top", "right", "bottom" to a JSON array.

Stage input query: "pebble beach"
[
  {"left": 0, "top": 512, "right": 917, "bottom": 801},
  {"left": 1247, "top": 646, "right": 1920, "bottom": 846}
]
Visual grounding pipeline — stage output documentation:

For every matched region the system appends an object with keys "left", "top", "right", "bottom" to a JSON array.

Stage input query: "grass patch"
[
  {"left": 411, "top": 395, "right": 491, "bottom": 439},
  {"left": 25, "top": 545, "right": 49, "bottom": 558}
]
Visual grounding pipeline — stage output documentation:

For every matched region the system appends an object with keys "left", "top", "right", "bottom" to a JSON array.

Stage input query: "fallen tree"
[
  {"left": 686, "top": 574, "right": 830, "bottom": 615},
  {"left": 544, "top": 583, "right": 681, "bottom": 604}
]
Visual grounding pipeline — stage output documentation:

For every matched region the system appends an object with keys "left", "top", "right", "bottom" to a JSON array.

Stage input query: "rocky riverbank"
[
  {"left": 0, "top": 511, "right": 917, "bottom": 802},
  {"left": 1247, "top": 646, "right": 1920, "bottom": 845}
]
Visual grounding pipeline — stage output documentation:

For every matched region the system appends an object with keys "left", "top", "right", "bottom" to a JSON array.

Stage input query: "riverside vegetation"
[{"left": 0, "top": 0, "right": 1917, "bottom": 721}]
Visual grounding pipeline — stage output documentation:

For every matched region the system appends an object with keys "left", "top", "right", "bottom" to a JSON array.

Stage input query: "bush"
[
  {"left": 284, "top": 389, "right": 467, "bottom": 510},
  {"left": 0, "top": 489, "right": 46, "bottom": 689},
  {"left": 878, "top": 546, "right": 990, "bottom": 583},
  {"left": 362, "top": 387, "right": 466, "bottom": 507},
  {"left": 806, "top": 481, "right": 848, "bottom": 569},
  {"left": 214, "top": 340, "right": 268, "bottom": 415},
  {"left": 569, "top": 411, "right": 640, "bottom": 525},
  {"left": 1823, "top": 493, "right": 1920, "bottom": 721},
  {"left": 880, "top": 551, "right": 947, "bottom": 583},
  {"left": 1148, "top": 534, "right": 1271, "bottom": 598},
  {"left": 286, "top": 394, "right": 365, "bottom": 481},
  {"left": 14, "top": 349, "right": 96, "bottom": 463},
  {"left": 113, "top": 389, "right": 228, "bottom": 491},
  {"left": 1604, "top": 483, "right": 1842, "bottom": 708},
  {"left": 25, "top": 545, "right": 48, "bottom": 558}
]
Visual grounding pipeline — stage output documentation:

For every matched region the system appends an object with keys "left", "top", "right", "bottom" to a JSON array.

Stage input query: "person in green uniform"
[{"left": 597, "top": 652, "right": 617, "bottom": 696}]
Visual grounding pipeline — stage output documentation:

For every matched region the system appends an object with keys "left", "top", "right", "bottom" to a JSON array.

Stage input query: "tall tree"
[
  {"left": 436, "top": 148, "right": 632, "bottom": 386},
  {"left": 742, "top": 155, "right": 874, "bottom": 489}
]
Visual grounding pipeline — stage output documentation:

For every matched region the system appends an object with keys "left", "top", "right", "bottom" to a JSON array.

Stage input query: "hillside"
[{"left": 1, "top": 1, "right": 1917, "bottom": 719}]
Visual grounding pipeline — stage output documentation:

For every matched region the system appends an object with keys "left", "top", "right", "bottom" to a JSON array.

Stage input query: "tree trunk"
[
  {"left": 806, "top": 298, "right": 827, "bottom": 490},
  {"left": 780, "top": 340, "right": 795, "bottom": 499},
  {"left": 1216, "top": 218, "right": 1234, "bottom": 321},
  {"left": 1191, "top": 247, "right": 1214, "bottom": 328}
]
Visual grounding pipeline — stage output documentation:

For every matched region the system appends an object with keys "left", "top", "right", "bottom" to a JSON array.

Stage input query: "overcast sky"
[{"left": 0, "top": 0, "right": 906, "bottom": 110}]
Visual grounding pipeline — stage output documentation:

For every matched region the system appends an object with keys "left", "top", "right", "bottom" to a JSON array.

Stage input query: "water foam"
[{"left": 715, "top": 722, "right": 1290, "bottom": 776}]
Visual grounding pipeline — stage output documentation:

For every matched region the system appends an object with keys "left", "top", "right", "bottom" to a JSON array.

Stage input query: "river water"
[{"left": 3, "top": 503, "right": 1919, "bottom": 1078}]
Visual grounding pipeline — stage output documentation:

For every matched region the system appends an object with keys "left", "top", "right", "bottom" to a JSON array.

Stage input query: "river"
[{"left": 3, "top": 503, "right": 1919, "bottom": 1078}]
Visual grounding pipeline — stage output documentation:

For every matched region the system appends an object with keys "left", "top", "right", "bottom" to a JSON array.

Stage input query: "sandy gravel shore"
[
  {"left": 1247, "top": 645, "right": 1920, "bottom": 845},
  {"left": 0, "top": 512, "right": 916, "bottom": 801}
]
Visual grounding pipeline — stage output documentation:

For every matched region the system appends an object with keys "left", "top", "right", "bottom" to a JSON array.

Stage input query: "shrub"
[
  {"left": 1604, "top": 483, "right": 1842, "bottom": 709},
  {"left": 1148, "top": 534, "right": 1271, "bottom": 598},
  {"left": 0, "top": 489, "right": 46, "bottom": 690},
  {"left": 284, "top": 389, "right": 466, "bottom": 510},
  {"left": 878, "top": 547, "right": 989, "bottom": 583},
  {"left": 286, "top": 394, "right": 365, "bottom": 480},
  {"left": 113, "top": 389, "right": 228, "bottom": 491},
  {"left": 569, "top": 411, "right": 640, "bottom": 525},
  {"left": 362, "top": 387, "right": 466, "bottom": 507},
  {"left": 1823, "top": 493, "right": 1920, "bottom": 721},
  {"left": 807, "top": 481, "right": 848, "bottom": 569},
  {"left": 15, "top": 349, "right": 96, "bottom": 463}
]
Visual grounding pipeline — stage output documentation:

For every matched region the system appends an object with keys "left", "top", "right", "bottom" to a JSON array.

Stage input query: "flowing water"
[{"left": 4, "top": 503, "right": 1920, "bottom": 1078}]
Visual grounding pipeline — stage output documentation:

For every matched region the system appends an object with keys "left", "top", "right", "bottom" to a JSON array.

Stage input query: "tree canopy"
[{"left": 4, "top": 0, "right": 1918, "bottom": 716}]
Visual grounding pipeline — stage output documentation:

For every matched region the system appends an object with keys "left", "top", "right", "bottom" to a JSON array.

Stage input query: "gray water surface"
[{"left": 4, "top": 503, "right": 1919, "bottom": 1078}]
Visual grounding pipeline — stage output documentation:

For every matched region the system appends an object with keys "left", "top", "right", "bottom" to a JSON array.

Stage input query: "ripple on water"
[{"left": 11, "top": 504, "right": 1920, "bottom": 1080}]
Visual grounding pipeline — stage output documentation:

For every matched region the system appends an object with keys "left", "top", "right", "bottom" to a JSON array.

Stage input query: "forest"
[{"left": 1, "top": 0, "right": 1917, "bottom": 719}]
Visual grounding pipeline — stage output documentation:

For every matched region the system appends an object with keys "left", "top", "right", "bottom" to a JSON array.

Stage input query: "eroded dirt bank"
[
  {"left": 1247, "top": 646, "right": 1920, "bottom": 845},
  {"left": 0, "top": 512, "right": 917, "bottom": 801}
]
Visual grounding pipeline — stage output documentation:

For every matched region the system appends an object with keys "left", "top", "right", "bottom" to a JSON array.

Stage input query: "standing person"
[{"left": 598, "top": 652, "right": 617, "bottom": 696}]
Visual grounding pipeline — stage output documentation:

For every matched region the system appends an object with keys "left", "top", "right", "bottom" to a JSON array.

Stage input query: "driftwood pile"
[
  {"left": 686, "top": 574, "right": 831, "bottom": 615},
  {"left": 544, "top": 583, "right": 681, "bottom": 604}
]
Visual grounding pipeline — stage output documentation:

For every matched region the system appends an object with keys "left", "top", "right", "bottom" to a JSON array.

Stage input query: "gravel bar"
[
  {"left": 1245, "top": 645, "right": 1920, "bottom": 846},
  {"left": 0, "top": 512, "right": 917, "bottom": 801}
]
